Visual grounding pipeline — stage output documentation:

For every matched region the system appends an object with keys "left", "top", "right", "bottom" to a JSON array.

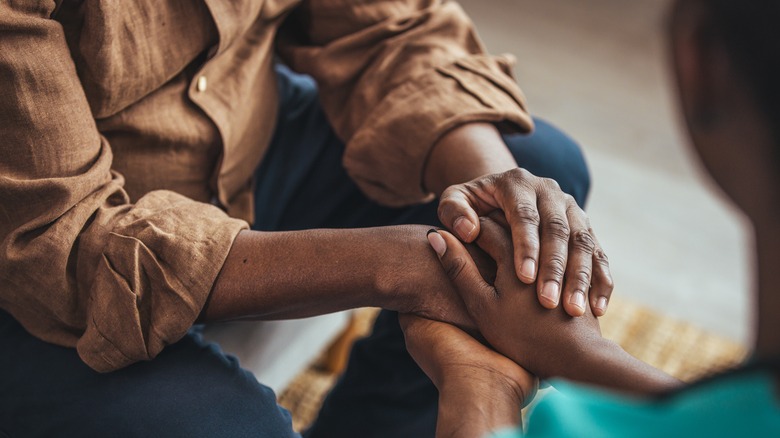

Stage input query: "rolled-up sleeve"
[
  {"left": 277, "top": 0, "right": 534, "bottom": 206},
  {"left": 0, "top": 2, "right": 248, "bottom": 372}
]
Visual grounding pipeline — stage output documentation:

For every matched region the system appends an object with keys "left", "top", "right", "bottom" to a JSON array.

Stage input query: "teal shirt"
[{"left": 493, "top": 371, "right": 780, "bottom": 437}]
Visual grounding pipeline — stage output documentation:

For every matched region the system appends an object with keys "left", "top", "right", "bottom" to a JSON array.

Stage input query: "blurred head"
[{"left": 670, "top": 0, "right": 780, "bottom": 227}]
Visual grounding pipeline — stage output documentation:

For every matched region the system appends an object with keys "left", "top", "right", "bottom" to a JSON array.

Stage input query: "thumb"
[
  {"left": 437, "top": 186, "right": 482, "bottom": 242},
  {"left": 427, "top": 229, "right": 497, "bottom": 318}
]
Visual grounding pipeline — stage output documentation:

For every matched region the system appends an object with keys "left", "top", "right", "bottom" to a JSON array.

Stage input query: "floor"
[{"left": 457, "top": 0, "right": 753, "bottom": 345}]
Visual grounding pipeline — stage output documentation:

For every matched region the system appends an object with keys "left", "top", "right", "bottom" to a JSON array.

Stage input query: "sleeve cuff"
[
  {"left": 76, "top": 190, "right": 248, "bottom": 372},
  {"left": 342, "top": 54, "right": 534, "bottom": 207}
]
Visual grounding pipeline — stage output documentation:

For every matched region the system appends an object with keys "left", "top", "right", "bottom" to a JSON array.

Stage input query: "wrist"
[
  {"left": 438, "top": 378, "right": 522, "bottom": 437},
  {"left": 423, "top": 123, "right": 517, "bottom": 195},
  {"left": 375, "top": 225, "right": 474, "bottom": 329},
  {"left": 206, "top": 226, "right": 447, "bottom": 321},
  {"left": 550, "top": 334, "right": 619, "bottom": 379},
  {"left": 568, "top": 336, "right": 682, "bottom": 394},
  {"left": 373, "top": 225, "right": 443, "bottom": 310}
]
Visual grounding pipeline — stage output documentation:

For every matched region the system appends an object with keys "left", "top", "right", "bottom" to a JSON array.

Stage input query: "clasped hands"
[{"left": 400, "top": 168, "right": 615, "bottom": 435}]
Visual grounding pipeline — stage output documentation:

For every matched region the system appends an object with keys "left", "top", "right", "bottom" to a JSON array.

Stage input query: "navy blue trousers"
[{"left": 0, "top": 65, "right": 589, "bottom": 438}]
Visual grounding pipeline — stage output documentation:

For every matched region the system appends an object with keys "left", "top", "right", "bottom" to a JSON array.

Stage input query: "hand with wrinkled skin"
[
  {"left": 400, "top": 313, "right": 537, "bottom": 438},
  {"left": 437, "top": 168, "right": 614, "bottom": 318}
]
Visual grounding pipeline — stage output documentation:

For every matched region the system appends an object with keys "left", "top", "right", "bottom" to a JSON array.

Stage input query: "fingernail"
[
  {"left": 520, "top": 258, "right": 536, "bottom": 282},
  {"left": 596, "top": 296, "right": 609, "bottom": 313},
  {"left": 569, "top": 291, "right": 586, "bottom": 310},
  {"left": 427, "top": 230, "right": 447, "bottom": 256},
  {"left": 454, "top": 217, "right": 476, "bottom": 240},
  {"left": 541, "top": 282, "right": 560, "bottom": 306}
]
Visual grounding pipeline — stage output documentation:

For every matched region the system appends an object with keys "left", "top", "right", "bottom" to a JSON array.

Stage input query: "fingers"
[
  {"left": 465, "top": 243, "right": 497, "bottom": 285},
  {"left": 561, "top": 204, "right": 594, "bottom": 317},
  {"left": 436, "top": 169, "right": 613, "bottom": 318},
  {"left": 438, "top": 185, "right": 492, "bottom": 243},
  {"left": 589, "top": 234, "right": 614, "bottom": 316},
  {"left": 475, "top": 215, "right": 513, "bottom": 265},
  {"left": 438, "top": 170, "right": 542, "bottom": 285},
  {"left": 534, "top": 184, "right": 570, "bottom": 309},
  {"left": 399, "top": 312, "right": 538, "bottom": 408},
  {"left": 493, "top": 169, "right": 541, "bottom": 284},
  {"left": 427, "top": 229, "right": 497, "bottom": 316}
]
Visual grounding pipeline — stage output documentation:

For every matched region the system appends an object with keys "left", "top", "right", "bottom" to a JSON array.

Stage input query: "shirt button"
[{"left": 196, "top": 75, "right": 208, "bottom": 92}]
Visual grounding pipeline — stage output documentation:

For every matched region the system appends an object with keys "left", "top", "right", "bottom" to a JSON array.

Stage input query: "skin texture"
[
  {"left": 424, "top": 219, "right": 680, "bottom": 393},
  {"left": 202, "top": 225, "right": 474, "bottom": 328},
  {"left": 428, "top": 124, "right": 614, "bottom": 316},
  {"left": 404, "top": 1, "right": 780, "bottom": 435},
  {"left": 400, "top": 314, "right": 537, "bottom": 438},
  {"left": 203, "top": 122, "right": 612, "bottom": 325}
]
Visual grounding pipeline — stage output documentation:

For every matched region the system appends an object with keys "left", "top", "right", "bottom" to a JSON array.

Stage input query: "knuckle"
[
  {"left": 543, "top": 254, "right": 567, "bottom": 279},
  {"left": 440, "top": 185, "right": 457, "bottom": 197},
  {"left": 594, "top": 248, "right": 610, "bottom": 264},
  {"left": 436, "top": 206, "right": 454, "bottom": 226},
  {"left": 473, "top": 175, "right": 495, "bottom": 192},
  {"left": 512, "top": 202, "right": 541, "bottom": 226},
  {"left": 507, "top": 167, "right": 528, "bottom": 179},
  {"left": 485, "top": 284, "right": 501, "bottom": 302},
  {"left": 439, "top": 185, "right": 464, "bottom": 202},
  {"left": 437, "top": 195, "right": 467, "bottom": 222},
  {"left": 601, "top": 277, "right": 615, "bottom": 293},
  {"left": 438, "top": 189, "right": 457, "bottom": 206},
  {"left": 602, "top": 272, "right": 615, "bottom": 291},
  {"left": 542, "top": 177, "right": 561, "bottom": 191},
  {"left": 571, "top": 229, "right": 596, "bottom": 252},
  {"left": 573, "top": 268, "right": 592, "bottom": 287},
  {"left": 495, "top": 173, "right": 522, "bottom": 196},
  {"left": 543, "top": 215, "right": 570, "bottom": 240},
  {"left": 445, "top": 256, "right": 468, "bottom": 282},
  {"left": 436, "top": 199, "right": 450, "bottom": 217},
  {"left": 507, "top": 168, "right": 536, "bottom": 188}
]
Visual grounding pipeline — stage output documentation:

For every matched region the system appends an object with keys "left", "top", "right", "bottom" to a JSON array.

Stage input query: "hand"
[
  {"left": 437, "top": 168, "right": 613, "bottom": 317},
  {"left": 399, "top": 314, "right": 537, "bottom": 437},
  {"left": 377, "top": 226, "right": 499, "bottom": 331},
  {"left": 427, "top": 216, "right": 603, "bottom": 380},
  {"left": 428, "top": 218, "right": 682, "bottom": 394}
]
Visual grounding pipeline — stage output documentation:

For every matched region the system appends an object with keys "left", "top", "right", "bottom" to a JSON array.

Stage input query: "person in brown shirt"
[{"left": 0, "top": 0, "right": 612, "bottom": 436}]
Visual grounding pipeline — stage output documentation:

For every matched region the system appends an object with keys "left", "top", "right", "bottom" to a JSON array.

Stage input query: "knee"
[
  {"left": 118, "top": 341, "right": 297, "bottom": 437},
  {"left": 549, "top": 134, "right": 591, "bottom": 208},
  {"left": 503, "top": 119, "right": 591, "bottom": 208}
]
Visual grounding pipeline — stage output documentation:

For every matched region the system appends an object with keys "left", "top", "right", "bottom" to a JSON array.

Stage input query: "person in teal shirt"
[{"left": 400, "top": 0, "right": 780, "bottom": 436}]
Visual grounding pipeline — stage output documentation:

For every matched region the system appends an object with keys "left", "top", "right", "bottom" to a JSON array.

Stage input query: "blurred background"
[
  {"left": 458, "top": 0, "right": 753, "bottom": 345},
  {"left": 271, "top": 1, "right": 755, "bottom": 426}
]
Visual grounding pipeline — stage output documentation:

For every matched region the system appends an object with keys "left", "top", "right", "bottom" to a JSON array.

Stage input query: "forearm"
[
  {"left": 200, "top": 225, "right": 450, "bottom": 323},
  {"left": 424, "top": 123, "right": 517, "bottom": 195},
  {"left": 437, "top": 388, "right": 521, "bottom": 438},
  {"left": 561, "top": 337, "right": 683, "bottom": 395}
]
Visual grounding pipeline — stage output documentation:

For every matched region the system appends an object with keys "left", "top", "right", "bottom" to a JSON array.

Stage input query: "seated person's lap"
[
  {"left": 0, "top": 315, "right": 298, "bottom": 437},
  {"left": 0, "top": 65, "right": 589, "bottom": 437}
]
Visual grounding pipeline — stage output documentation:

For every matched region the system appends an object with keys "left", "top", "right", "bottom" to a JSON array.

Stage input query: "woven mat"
[{"left": 278, "top": 300, "right": 748, "bottom": 432}]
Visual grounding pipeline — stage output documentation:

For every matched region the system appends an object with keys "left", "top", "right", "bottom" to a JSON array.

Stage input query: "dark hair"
[{"left": 707, "top": 1, "right": 780, "bottom": 139}]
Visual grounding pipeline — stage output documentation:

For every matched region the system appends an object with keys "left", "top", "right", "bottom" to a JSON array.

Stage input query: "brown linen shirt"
[{"left": 0, "top": 0, "right": 533, "bottom": 372}]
